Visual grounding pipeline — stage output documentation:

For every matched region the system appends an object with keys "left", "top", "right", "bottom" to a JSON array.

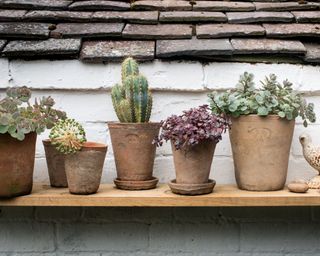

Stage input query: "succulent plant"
[
  {"left": 209, "top": 72, "right": 316, "bottom": 127},
  {"left": 0, "top": 86, "right": 66, "bottom": 141},
  {"left": 154, "top": 105, "right": 231, "bottom": 150},
  {"left": 111, "top": 57, "right": 153, "bottom": 123},
  {"left": 49, "top": 118, "right": 86, "bottom": 154}
]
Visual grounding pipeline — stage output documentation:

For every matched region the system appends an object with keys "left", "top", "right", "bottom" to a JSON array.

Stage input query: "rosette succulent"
[
  {"left": 0, "top": 86, "right": 66, "bottom": 140},
  {"left": 154, "top": 105, "right": 231, "bottom": 150},
  {"left": 49, "top": 119, "right": 86, "bottom": 154},
  {"left": 209, "top": 72, "right": 316, "bottom": 127}
]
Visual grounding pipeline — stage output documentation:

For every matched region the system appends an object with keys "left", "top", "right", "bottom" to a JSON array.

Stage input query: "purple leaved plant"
[{"left": 154, "top": 105, "right": 231, "bottom": 150}]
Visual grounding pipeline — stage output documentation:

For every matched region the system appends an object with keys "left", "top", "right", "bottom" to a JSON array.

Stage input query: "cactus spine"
[{"left": 111, "top": 57, "right": 153, "bottom": 123}]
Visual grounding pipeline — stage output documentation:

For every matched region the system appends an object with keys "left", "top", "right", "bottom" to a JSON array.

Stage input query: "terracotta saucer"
[
  {"left": 114, "top": 177, "right": 159, "bottom": 190},
  {"left": 169, "top": 179, "right": 216, "bottom": 195}
]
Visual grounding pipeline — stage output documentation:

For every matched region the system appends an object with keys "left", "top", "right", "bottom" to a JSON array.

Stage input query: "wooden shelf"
[{"left": 0, "top": 184, "right": 320, "bottom": 207}]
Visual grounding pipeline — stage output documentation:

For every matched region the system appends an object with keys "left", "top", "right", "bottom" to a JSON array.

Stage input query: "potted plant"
[
  {"left": 154, "top": 105, "right": 230, "bottom": 195},
  {"left": 108, "top": 57, "right": 160, "bottom": 190},
  {"left": 209, "top": 72, "right": 316, "bottom": 191},
  {"left": 50, "top": 119, "right": 107, "bottom": 195},
  {"left": 0, "top": 87, "right": 66, "bottom": 197}
]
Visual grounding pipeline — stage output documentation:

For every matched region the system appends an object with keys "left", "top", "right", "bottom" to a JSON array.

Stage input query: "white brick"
[
  {"left": 0, "top": 59, "right": 9, "bottom": 88},
  {"left": 0, "top": 222, "right": 55, "bottom": 252}
]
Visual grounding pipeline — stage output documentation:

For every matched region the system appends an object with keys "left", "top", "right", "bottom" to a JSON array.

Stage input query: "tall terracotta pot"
[
  {"left": 0, "top": 132, "right": 37, "bottom": 197},
  {"left": 108, "top": 122, "right": 160, "bottom": 181},
  {"left": 172, "top": 139, "right": 216, "bottom": 184},
  {"left": 65, "top": 142, "right": 107, "bottom": 195},
  {"left": 43, "top": 140, "right": 68, "bottom": 188},
  {"left": 230, "top": 115, "right": 295, "bottom": 191}
]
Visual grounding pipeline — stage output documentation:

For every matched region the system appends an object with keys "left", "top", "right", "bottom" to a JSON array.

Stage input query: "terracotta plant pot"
[
  {"left": 108, "top": 122, "right": 160, "bottom": 189},
  {"left": 65, "top": 142, "right": 107, "bottom": 195},
  {"left": 0, "top": 132, "right": 37, "bottom": 197},
  {"left": 230, "top": 115, "right": 295, "bottom": 191},
  {"left": 43, "top": 139, "right": 68, "bottom": 188},
  {"left": 172, "top": 139, "right": 217, "bottom": 184}
]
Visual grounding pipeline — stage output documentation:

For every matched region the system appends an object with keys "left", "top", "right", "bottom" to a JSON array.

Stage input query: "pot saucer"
[
  {"left": 114, "top": 177, "right": 159, "bottom": 190},
  {"left": 169, "top": 179, "right": 216, "bottom": 195}
]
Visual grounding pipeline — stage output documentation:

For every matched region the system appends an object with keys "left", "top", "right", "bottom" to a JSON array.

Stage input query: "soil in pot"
[
  {"left": 43, "top": 139, "right": 68, "bottom": 188},
  {"left": 65, "top": 142, "right": 107, "bottom": 195},
  {"left": 108, "top": 122, "right": 160, "bottom": 189},
  {"left": 230, "top": 115, "right": 295, "bottom": 191},
  {"left": 0, "top": 132, "right": 37, "bottom": 197}
]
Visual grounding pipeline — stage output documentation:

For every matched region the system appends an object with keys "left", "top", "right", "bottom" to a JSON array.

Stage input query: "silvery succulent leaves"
[
  {"left": 0, "top": 87, "right": 66, "bottom": 141},
  {"left": 209, "top": 72, "right": 316, "bottom": 127}
]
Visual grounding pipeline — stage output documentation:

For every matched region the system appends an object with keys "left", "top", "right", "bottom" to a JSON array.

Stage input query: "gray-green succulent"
[
  {"left": 0, "top": 87, "right": 66, "bottom": 141},
  {"left": 209, "top": 72, "right": 316, "bottom": 127},
  {"left": 111, "top": 57, "right": 152, "bottom": 123},
  {"left": 49, "top": 118, "right": 86, "bottom": 154}
]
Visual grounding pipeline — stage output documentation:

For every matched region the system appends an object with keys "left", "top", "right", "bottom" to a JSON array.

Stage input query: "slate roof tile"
[
  {"left": 0, "top": 0, "right": 72, "bottom": 10},
  {"left": 159, "top": 11, "right": 227, "bottom": 23},
  {"left": 25, "top": 10, "right": 93, "bottom": 22},
  {"left": 81, "top": 40, "right": 155, "bottom": 62},
  {"left": 132, "top": 1, "right": 192, "bottom": 11},
  {"left": 92, "top": 11, "right": 159, "bottom": 24},
  {"left": 0, "top": 22, "right": 50, "bottom": 39},
  {"left": 0, "top": 10, "right": 27, "bottom": 21},
  {"left": 292, "top": 11, "right": 320, "bottom": 23},
  {"left": 304, "top": 43, "right": 320, "bottom": 63},
  {"left": 264, "top": 23, "right": 320, "bottom": 37},
  {"left": 68, "top": 1, "right": 130, "bottom": 11},
  {"left": 255, "top": 2, "right": 319, "bottom": 11},
  {"left": 231, "top": 38, "right": 306, "bottom": 54},
  {"left": 197, "top": 24, "right": 265, "bottom": 38},
  {"left": 2, "top": 38, "right": 81, "bottom": 58},
  {"left": 123, "top": 24, "right": 193, "bottom": 39},
  {"left": 193, "top": 1, "right": 255, "bottom": 12},
  {"left": 227, "top": 11, "right": 294, "bottom": 23}
]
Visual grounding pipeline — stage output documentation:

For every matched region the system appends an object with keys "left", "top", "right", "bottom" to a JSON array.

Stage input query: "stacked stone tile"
[{"left": 0, "top": 0, "right": 318, "bottom": 63}]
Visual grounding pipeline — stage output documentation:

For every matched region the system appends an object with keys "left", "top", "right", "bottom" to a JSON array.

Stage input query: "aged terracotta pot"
[
  {"left": 108, "top": 122, "right": 160, "bottom": 182},
  {"left": 0, "top": 132, "right": 37, "bottom": 197},
  {"left": 230, "top": 115, "right": 295, "bottom": 191},
  {"left": 172, "top": 139, "right": 216, "bottom": 184},
  {"left": 65, "top": 142, "right": 107, "bottom": 195},
  {"left": 43, "top": 139, "right": 68, "bottom": 188}
]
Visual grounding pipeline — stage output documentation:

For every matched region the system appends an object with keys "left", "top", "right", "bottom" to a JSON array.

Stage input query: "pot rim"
[
  {"left": 231, "top": 114, "right": 295, "bottom": 121},
  {"left": 82, "top": 141, "right": 107, "bottom": 149},
  {"left": 108, "top": 121, "right": 161, "bottom": 125},
  {"left": 107, "top": 121, "right": 161, "bottom": 130}
]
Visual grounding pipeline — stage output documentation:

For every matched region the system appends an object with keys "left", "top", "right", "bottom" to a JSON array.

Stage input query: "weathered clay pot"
[
  {"left": 229, "top": 115, "right": 295, "bottom": 191},
  {"left": 0, "top": 132, "right": 37, "bottom": 197},
  {"left": 172, "top": 139, "right": 216, "bottom": 184},
  {"left": 65, "top": 142, "right": 107, "bottom": 195},
  {"left": 108, "top": 122, "right": 160, "bottom": 182},
  {"left": 43, "top": 140, "right": 68, "bottom": 188}
]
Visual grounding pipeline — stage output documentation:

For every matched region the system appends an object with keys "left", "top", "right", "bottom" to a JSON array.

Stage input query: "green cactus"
[{"left": 111, "top": 57, "right": 153, "bottom": 123}]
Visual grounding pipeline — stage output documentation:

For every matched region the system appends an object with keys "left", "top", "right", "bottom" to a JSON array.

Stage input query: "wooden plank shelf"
[{"left": 0, "top": 184, "right": 320, "bottom": 207}]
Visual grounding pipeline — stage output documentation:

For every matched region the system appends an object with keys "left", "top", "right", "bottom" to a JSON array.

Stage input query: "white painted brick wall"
[{"left": 0, "top": 60, "right": 320, "bottom": 255}]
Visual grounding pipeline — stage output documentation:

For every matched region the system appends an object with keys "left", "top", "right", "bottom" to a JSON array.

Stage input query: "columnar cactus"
[
  {"left": 49, "top": 119, "right": 86, "bottom": 154},
  {"left": 111, "top": 57, "right": 153, "bottom": 123}
]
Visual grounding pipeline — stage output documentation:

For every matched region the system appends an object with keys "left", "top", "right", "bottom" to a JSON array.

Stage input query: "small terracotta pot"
[
  {"left": 0, "top": 132, "right": 37, "bottom": 197},
  {"left": 43, "top": 139, "right": 68, "bottom": 188},
  {"left": 230, "top": 115, "right": 295, "bottom": 191},
  {"left": 65, "top": 142, "right": 107, "bottom": 195},
  {"left": 108, "top": 122, "right": 160, "bottom": 182},
  {"left": 172, "top": 139, "right": 216, "bottom": 184}
]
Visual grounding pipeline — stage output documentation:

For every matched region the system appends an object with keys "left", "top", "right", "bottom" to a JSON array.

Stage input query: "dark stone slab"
[
  {"left": 231, "top": 38, "right": 306, "bottom": 54},
  {"left": 69, "top": 1, "right": 130, "bottom": 11},
  {"left": 0, "top": 10, "right": 26, "bottom": 21},
  {"left": 292, "top": 11, "right": 320, "bottom": 23},
  {"left": 156, "top": 38, "right": 233, "bottom": 58},
  {"left": 25, "top": 10, "right": 93, "bottom": 22},
  {"left": 197, "top": 24, "right": 265, "bottom": 38},
  {"left": 0, "top": 40, "right": 6, "bottom": 51},
  {"left": 80, "top": 40, "right": 155, "bottom": 62},
  {"left": 304, "top": 43, "right": 320, "bottom": 63},
  {"left": 193, "top": 1, "right": 255, "bottom": 11},
  {"left": 123, "top": 24, "right": 192, "bottom": 39},
  {"left": 159, "top": 11, "right": 227, "bottom": 23},
  {"left": 227, "top": 11, "right": 294, "bottom": 23},
  {"left": 264, "top": 23, "right": 320, "bottom": 38},
  {"left": 255, "top": 2, "right": 319, "bottom": 11},
  {"left": 51, "top": 23, "right": 124, "bottom": 38},
  {"left": 2, "top": 38, "right": 81, "bottom": 58},
  {"left": 0, "top": 0, "right": 72, "bottom": 10},
  {"left": 132, "top": 0, "right": 192, "bottom": 11},
  {"left": 0, "top": 22, "right": 49, "bottom": 39},
  {"left": 92, "top": 11, "right": 158, "bottom": 24}
]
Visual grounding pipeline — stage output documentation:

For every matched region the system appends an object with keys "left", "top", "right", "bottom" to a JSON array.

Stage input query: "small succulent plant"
[
  {"left": 49, "top": 118, "right": 86, "bottom": 154},
  {"left": 0, "top": 86, "right": 66, "bottom": 141},
  {"left": 154, "top": 105, "right": 231, "bottom": 150},
  {"left": 209, "top": 72, "right": 316, "bottom": 127},
  {"left": 111, "top": 57, "right": 153, "bottom": 123}
]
